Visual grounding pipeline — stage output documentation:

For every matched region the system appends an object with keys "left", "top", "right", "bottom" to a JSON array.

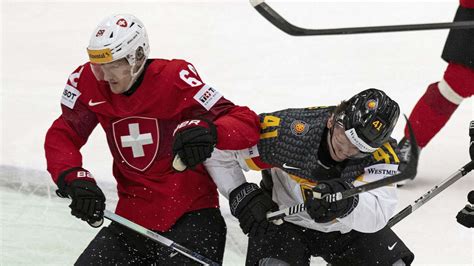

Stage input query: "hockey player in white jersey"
[{"left": 203, "top": 89, "right": 415, "bottom": 265}]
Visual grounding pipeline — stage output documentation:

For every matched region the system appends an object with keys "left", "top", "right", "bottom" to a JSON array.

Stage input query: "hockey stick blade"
[{"left": 251, "top": 0, "right": 474, "bottom": 36}]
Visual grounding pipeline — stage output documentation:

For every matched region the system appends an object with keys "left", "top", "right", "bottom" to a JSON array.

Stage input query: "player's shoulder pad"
[
  {"left": 166, "top": 59, "right": 223, "bottom": 111},
  {"left": 61, "top": 63, "right": 89, "bottom": 109},
  {"left": 165, "top": 59, "right": 205, "bottom": 89},
  {"left": 369, "top": 138, "right": 400, "bottom": 165}
]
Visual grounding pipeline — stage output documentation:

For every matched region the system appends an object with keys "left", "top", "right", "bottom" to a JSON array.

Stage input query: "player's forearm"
[
  {"left": 213, "top": 106, "right": 260, "bottom": 150},
  {"left": 204, "top": 149, "right": 247, "bottom": 199},
  {"left": 44, "top": 117, "right": 87, "bottom": 183}
]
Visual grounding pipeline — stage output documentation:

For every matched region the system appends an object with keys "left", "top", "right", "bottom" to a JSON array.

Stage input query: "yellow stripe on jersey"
[
  {"left": 288, "top": 174, "right": 317, "bottom": 187},
  {"left": 245, "top": 159, "right": 262, "bottom": 171},
  {"left": 288, "top": 174, "right": 318, "bottom": 201}
]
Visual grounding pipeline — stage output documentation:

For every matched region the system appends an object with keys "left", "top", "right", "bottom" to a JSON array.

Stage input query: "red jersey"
[
  {"left": 461, "top": 0, "right": 474, "bottom": 8},
  {"left": 45, "top": 59, "right": 260, "bottom": 231}
]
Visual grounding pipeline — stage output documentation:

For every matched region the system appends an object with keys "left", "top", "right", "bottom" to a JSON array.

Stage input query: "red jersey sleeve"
[
  {"left": 169, "top": 60, "right": 260, "bottom": 150},
  {"left": 461, "top": 0, "right": 474, "bottom": 8},
  {"left": 44, "top": 65, "right": 99, "bottom": 183}
]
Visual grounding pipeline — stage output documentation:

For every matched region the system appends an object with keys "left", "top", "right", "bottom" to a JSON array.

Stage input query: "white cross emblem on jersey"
[{"left": 120, "top": 123, "right": 153, "bottom": 158}]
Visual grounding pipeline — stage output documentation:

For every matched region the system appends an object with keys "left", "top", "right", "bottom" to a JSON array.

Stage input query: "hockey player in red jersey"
[
  {"left": 44, "top": 14, "right": 260, "bottom": 264},
  {"left": 398, "top": 0, "right": 474, "bottom": 182}
]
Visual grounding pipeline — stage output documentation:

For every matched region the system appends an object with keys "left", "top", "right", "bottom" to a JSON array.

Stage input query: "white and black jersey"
[{"left": 205, "top": 106, "right": 401, "bottom": 233}]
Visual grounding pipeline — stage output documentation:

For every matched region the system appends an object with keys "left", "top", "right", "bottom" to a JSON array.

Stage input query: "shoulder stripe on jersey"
[{"left": 245, "top": 158, "right": 262, "bottom": 171}]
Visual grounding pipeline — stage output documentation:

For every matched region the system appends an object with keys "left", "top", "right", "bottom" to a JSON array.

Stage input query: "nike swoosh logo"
[
  {"left": 88, "top": 100, "right": 106, "bottom": 106},
  {"left": 388, "top": 242, "right": 398, "bottom": 250},
  {"left": 282, "top": 163, "right": 300, "bottom": 170}
]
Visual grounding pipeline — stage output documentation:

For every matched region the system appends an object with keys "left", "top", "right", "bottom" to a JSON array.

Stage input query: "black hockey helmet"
[{"left": 334, "top": 88, "right": 400, "bottom": 153}]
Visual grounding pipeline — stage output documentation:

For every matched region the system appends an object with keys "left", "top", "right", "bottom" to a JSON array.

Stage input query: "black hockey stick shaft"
[
  {"left": 251, "top": 0, "right": 474, "bottom": 36},
  {"left": 387, "top": 160, "right": 474, "bottom": 227},
  {"left": 103, "top": 210, "right": 220, "bottom": 266}
]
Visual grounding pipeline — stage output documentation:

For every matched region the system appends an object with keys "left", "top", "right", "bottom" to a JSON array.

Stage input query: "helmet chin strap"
[{"left": 328, "top": 125, "right": 339, "bottom": 161}]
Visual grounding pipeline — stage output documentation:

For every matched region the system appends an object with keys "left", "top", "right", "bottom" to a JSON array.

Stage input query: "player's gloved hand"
[
  {"left": 229, "top": 182, "right": 279, "bottom": 237},
  {"left": 55, "top": 168, "right": 105, "bottom": 226},
  {"left": 172, "top": 119, "right": 217, "bottom": 170},
  {"left": 306, "top": 179, "right": 358, "bottom": 223},
  {"left": 456, "top": 190, "right": 474, "bottom": 228}
]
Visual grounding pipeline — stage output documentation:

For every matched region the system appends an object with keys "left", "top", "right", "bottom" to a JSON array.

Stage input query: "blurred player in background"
[{"left": 397, "top": 0, "right": 474, "bottom": 184}]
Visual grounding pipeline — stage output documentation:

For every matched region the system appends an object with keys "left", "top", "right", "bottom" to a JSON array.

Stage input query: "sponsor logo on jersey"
[
  {"left": 388, "top": 242, "right": 398, "bottom": 250},
  {"left": 112, "top": 117, "right": 159, "bottom": 171},
  {"left": 363, "top": 163, "right": 400, "bottom": 182},
  {"left": 239, "top": 145, "right": 259, "bottom": 159},
  {"left": 282, "top": 163, "right": 301, "bottom": 170},
  {"left": 193, "top": 84, "right": 222, "bottom": 111},
  {"left": 366, "top": 168, "right": 398, "bottom": 176},
  {"left": 87, "top": 48, "right": 113, "bottom": 63},
  {"left": 61, "top": 84, "right": 81, "bottom": 109},
  {"left": 290, "top": 120, "right": 309, "bottom": 136},
  {"left": 88, "top": 99, "right": 106, "bottom": 107}
]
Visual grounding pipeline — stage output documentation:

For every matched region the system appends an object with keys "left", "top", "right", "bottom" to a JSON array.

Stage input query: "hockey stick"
[
  {"left": 250, "top": 0, "right": 474, "bottom": 36},
  {"left": 102, "top": 210, "right": 220, "bottom": 266},
  {"left": 267, "top": 115, "right": 418, "bottom": 221},
  {"left": 387, "top": 160, "right": 474, "bottom": 227}
]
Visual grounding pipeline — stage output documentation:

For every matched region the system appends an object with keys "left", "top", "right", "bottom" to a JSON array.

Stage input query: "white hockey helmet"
[
  {"left": 87, "top": 14, "right": 149, "bottom": 65},
  {"left": 87, "top": 14, "right": 150, "bottom": 91}
]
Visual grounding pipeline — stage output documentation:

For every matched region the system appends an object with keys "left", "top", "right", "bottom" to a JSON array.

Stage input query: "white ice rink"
[{"left": 1, "top": 1, "right": 473, "bottom": 265}]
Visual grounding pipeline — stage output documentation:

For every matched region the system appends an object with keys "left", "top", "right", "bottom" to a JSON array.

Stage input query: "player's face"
[
  {"left": 327, "top": 118, "right": 366, "bottom": 162},
  {"left": 91, "top": 59, "right": 132, "bottom": 94}
]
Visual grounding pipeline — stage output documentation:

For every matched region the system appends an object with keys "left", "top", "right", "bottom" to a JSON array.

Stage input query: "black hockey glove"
[
  {"left": 56, "top": 168, "right": 106, "bottom": 225},
  {"left": 229, "top": 182, "right": 279, "bottom": 237},
  {"left": 172, "top": 119, "right": 217, "bottom": 170},
  {"left": 306, "top": 179, "right": 358, "bottom": 223},
  {"left": 456, "top": 190, "right": 474, "bottom": 228}
]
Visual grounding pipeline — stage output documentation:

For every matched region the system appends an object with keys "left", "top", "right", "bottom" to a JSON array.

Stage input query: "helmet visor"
[{"left": 90, "top": 59, "right": 132, "bottom": 82}]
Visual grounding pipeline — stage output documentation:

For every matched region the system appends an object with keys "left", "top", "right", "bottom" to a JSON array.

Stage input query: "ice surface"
[{"left": 1, "top": 1, "right": 473, "bottom": 265}]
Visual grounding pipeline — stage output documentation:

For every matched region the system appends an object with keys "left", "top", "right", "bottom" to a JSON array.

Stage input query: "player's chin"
[
  {"left": 329, "top": 149, "right": 344, "bottom": 162},
  {"left": 110, "top": 84, "right": 127, "bottom": 94}
]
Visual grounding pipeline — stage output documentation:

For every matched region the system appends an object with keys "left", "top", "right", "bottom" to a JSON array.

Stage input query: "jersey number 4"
[{"left": 260, "top": 115, "right": 281, "bottom": 139}]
